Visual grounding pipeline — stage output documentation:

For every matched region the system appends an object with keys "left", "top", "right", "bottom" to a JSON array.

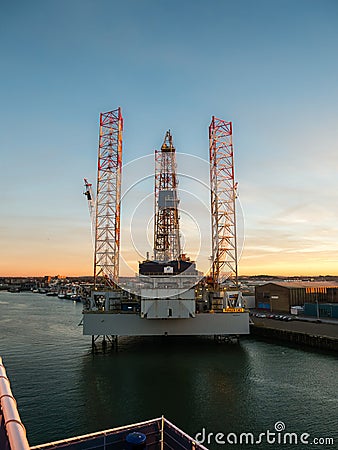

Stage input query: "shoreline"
[{"left": 249, "top": 318, "right": 338, "bottom": 352}]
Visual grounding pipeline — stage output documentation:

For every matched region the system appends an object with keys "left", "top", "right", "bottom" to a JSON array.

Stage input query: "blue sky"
[{"left": 1, "top": 0, "right": 338, "bottom": 276}]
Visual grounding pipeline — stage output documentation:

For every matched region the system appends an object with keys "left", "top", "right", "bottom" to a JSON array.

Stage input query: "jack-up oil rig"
[{"left": 83, "top": 108, "right": 249, "bottom": 350}]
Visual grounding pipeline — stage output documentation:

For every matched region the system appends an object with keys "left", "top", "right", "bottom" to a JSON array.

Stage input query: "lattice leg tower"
[
  {"left": 209, "top": 116, "right": 238, "bottom": 289},
  {"left": 94, "top": 108, "right": 123, "bottom": 289}
]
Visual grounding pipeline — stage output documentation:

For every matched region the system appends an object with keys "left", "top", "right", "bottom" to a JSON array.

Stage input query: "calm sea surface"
[{"left": 0, "top": 291, "right": 337, "bottom": 449}]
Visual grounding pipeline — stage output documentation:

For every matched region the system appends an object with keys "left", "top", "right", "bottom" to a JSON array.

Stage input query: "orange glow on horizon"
[
  {"left": 1, "top": 226, "right": 337, "bottom": 278},
  {"left": 2, "top": 260, "right": 338, "bottom": 278}
]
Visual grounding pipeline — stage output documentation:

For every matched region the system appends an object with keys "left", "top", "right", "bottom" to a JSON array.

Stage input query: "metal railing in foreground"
[
  {"left": 0, "top": 356, "right": 30, "bottom": 450},
  {"left": 30, "top": 416, "right": 208, "bottom": 450}
]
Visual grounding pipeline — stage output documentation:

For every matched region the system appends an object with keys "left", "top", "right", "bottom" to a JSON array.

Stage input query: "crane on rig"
[{"left": 83, "top": 178, "right": 95, "bottom": 247}]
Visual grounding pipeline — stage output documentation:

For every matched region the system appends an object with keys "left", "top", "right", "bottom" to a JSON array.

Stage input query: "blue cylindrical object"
[{"left": 126, "top": 432, "right": 146, "bottom": 449}]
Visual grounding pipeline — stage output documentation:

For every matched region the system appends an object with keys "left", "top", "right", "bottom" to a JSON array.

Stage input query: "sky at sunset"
[{"left": 1, "top": 0, "right": 338, "bottom": 277}]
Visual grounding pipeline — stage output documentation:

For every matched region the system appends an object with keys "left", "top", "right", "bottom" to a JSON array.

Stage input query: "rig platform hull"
[{"left": 83, "top": 312, "right": 250, "bottom": 336}]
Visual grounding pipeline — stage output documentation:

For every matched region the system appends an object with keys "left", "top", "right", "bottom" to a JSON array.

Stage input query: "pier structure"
[{"left": 83, "top": 109, "right": 249, "bottom": 351}]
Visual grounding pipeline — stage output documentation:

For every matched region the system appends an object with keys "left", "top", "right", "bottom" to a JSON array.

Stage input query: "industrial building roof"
[{"left": 261, "top": 281, "right": 338, "bottom": 289}]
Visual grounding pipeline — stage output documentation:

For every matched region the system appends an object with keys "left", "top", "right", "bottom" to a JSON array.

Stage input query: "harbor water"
[{"left": 0, "top": 291, "right": 337, "bottom": 449}]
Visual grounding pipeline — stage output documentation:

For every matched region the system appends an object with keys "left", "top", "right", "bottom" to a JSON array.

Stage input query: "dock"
[{"left": 250, "top": 317, "right": 338, "bottom": 352}]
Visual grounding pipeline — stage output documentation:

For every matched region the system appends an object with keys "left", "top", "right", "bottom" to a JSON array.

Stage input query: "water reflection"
[
  {"left": 79, "top": 337, "right": 251, "bottom": 441},
  {"left": 1, "top": 292, "right": 337, "bottom": 450}
]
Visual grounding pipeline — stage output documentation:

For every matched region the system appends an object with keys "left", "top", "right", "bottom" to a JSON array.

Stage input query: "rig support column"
[
  {"left": 94, "top": 108, "right": 123, "bottom": 289},
  {"left": 209, "top": 116, "right": 238, "bottom": 288}
]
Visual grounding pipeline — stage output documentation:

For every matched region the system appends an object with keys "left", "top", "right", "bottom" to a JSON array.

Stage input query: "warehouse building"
[
  {"left": 255, "top": 282, "right": 338, "bottom": 313},
  {"left": 304, "top": 303, "right": 338, "bottom": 319}
]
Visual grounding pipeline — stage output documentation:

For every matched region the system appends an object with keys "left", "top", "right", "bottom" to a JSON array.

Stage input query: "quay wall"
[{"left": 250, "top": 321, "right": 338, "bottom": 352}]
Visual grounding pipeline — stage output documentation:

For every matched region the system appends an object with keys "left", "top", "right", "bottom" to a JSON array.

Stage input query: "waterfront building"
[{"left": 255, "top": 281, "right": 338, "bottom": 313}]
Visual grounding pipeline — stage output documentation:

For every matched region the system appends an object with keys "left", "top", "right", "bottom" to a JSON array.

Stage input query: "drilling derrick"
[
  {"left": 153, "top": 131, "right": 181, "bottom": 261},
  {"left": 209, "top": 116, "right": 238, "bottom": 289},
  {"left": 93, "top": 108, "right": 123, "bottom": 289}
]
